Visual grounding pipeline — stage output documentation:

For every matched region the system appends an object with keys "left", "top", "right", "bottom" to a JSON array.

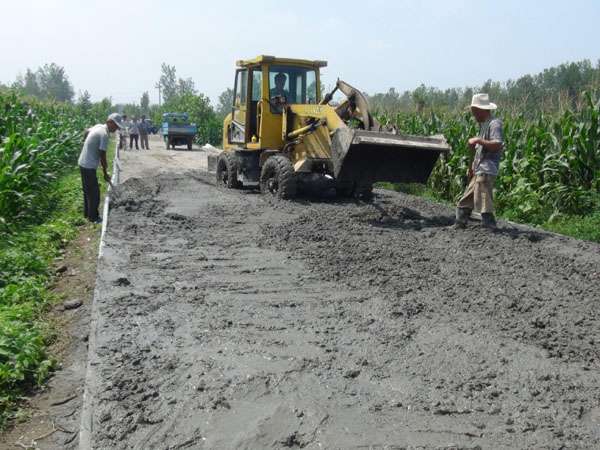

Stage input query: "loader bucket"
[{"left": 330, "top": 128, "right": 451, "bottom": 185}]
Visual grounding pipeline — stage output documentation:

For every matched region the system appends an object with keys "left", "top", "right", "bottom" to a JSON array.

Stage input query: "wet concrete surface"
[
  {"left": 84, "top": 162, "right": 600, "bottom": 449},
  {"left": 117, "top": 134, "right": 217, "bottom": 182}
]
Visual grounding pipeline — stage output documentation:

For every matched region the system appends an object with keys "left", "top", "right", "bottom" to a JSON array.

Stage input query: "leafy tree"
[
  {"left": 159, "top": 63, "right": 177, "bottom": 103},
  {"left": 90, "top": 97, "right": 113, "bottom": 122},
  {"left": 37, "top": 63, "right": 74, "bottom": 102},
  {"left": 19, "top": 69, "right": 42, "bottom": 98},
  {"left": 366, "top": 58, "right": 600, "bottom": 115},
  {"left": 12, "top": 64, "right": 74, "bottom": 102},
  {"left": 216, "top": 88, "right": 234, "bottom": 118},
  {"left": 412, "top": 84, "right": 428, "bottom": 113},
  {"left": 77, "top": 90, "right": 92, "bottom": 115},
  {"left": 155, "top": 64, "right": 222, "bottom": 145},
  {"left": 116, "top": 103, "right": 141, "bottom": 118},
  {"left": 177, "top": 78, "right": 196, "bottom": 97},
  {"left": 140, "top": 91, "right": 150, "bottom": 114}
]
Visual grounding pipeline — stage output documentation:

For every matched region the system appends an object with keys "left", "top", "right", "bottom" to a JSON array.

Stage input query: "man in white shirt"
[{"left": 78, "top": 113, "right": 124, "bottom": 223}]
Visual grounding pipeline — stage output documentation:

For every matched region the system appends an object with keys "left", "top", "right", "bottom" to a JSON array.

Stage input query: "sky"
[{"left": 1, "top": 0, "right": 599, "bottom": 106}]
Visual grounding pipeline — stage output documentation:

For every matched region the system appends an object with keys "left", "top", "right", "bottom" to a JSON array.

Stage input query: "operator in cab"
[{"left": 270, "top": 73, "right": 290, "bottom": 102}]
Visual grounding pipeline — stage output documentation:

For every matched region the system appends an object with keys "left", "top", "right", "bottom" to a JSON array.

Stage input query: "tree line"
[
  {"left": 368, "top": 59, "right": 600, "bottom": 115},
  {"left": 3, "top": 58, "right": 600, "bottom": 145}
]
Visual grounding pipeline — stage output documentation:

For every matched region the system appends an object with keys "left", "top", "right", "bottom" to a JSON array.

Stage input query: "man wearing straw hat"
[{"left": 453, "top": 93, "right": 504, "bottom": 229}]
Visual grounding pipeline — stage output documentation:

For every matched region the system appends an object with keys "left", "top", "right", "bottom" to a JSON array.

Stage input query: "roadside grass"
[
  {"left": 541, "top": 211, "right": 600, "bottom": 243},
  {"left": 378, "top": 182, "right": 600, "bottom": 243},
  {"left": 0, "top": 139, "right": 114, "bottom": 428},
  {"left": 377, "top": 182, "right": 450, "bottom": 205}
]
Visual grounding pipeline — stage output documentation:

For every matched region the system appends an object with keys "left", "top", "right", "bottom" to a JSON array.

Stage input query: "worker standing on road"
[
  {"left": 129, "top": 117, "right": 140, "bottom": 150},
  {"left": 139, "top": 115, "right": 150, "bottom": 150},
  {"left": 453, "top": 94, "right": 504, "bottom": 230},
  {"left": 118, "top": 114, "right": 128, "bottom": 151},
  {"left": 78, "top": 113, "right": 123, "bottom": 224}
]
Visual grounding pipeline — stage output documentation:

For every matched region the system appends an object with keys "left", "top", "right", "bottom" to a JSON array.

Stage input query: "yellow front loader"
[{"left": 208, "top": 55, "right": 450, "bottom": 199}]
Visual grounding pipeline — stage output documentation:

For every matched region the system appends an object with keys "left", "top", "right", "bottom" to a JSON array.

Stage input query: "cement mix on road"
[{"left": 84, "top": 164, "right": 600, "bottom": 449}]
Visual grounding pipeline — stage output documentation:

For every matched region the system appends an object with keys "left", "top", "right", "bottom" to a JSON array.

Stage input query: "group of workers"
[
  {"left": 117, "top": 115, "right": 151, "bottom": 151},
  {"left": 77, "top": 93, "right": 504, "bottom": 230}
]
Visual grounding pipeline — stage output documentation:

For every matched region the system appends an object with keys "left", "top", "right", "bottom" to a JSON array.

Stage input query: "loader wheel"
[
  {"left": 355, "top": 184, "right": 373, "bottom": 201},
  {"left": 260, "top": 155, "right": 296, "bottom": 199},
  {"left": 216, "top": 152, "right": 242, "bottom": 189},
  {"left": 336, "top": 183, "right": 355, "bottom": 198},
  {"left": 336, "top": 183, "right": 372, "bottom": 200}
]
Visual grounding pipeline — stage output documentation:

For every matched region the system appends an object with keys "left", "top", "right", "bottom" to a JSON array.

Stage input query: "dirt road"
[{"left": 82, "top": 141, "right": 600, "bottom": 449}]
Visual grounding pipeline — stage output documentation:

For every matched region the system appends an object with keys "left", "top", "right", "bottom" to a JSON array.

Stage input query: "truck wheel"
[
  {"left": 260, "top": 155, "right": 296, "bottom": 199},
  {"left": 187, "top": 137, "right": 193, "bottom": 150},
  {"left": 216, "top": 152, "right": 242, "bottom": 189}
]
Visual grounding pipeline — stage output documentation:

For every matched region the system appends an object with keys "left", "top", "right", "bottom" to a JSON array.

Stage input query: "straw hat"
[{"left": 470, "top": 93, "right": 497, "bottom": 110}]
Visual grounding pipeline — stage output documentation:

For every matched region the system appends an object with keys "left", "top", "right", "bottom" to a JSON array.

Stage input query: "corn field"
[
  {"left": 0, "top": 92, "right": 89, "bottom": 228},
  {"left": 378, "top": 92, "right": 600, "bottom": 223},
  {"left": 0, "top": 91, "right": 101, "bottom": 425}
]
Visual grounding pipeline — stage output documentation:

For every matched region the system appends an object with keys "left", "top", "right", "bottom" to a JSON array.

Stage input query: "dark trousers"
[
  {"left": 80, "top": 167, "right": 100, "bottom": 222},
  {"left": 140, "top": 133, "right": 149, "bottom": 149},
  {"left": 130, "top": 134, "right": 139, "bottom": 150}
]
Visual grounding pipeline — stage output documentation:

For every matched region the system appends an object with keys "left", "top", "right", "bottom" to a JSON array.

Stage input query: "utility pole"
[{"left": 155, "top": 82, "right": 161, "bottom": 107}]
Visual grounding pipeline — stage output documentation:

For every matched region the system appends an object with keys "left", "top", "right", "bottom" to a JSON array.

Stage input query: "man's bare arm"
[
  {"left": 99, "top": 152, "right": 111, "bottom": 182},
  {"left": 468, "top": 137, "right": 503, "bottom": 152},
  {"left": 478, "top": 139, "right": 503, "bottom": 152}
]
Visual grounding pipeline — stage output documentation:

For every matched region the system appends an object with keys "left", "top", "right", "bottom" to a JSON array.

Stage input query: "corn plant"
[
  {"left": 376, "top": 92, "right": 600, "bottom": 223},
  {"left": 0, "top": 92, "right": 90, "bottom": 227}
]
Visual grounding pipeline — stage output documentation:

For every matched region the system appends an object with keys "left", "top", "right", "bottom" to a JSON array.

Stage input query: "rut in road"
[{"left": 88, "top": 171, "right": 600, "bottom": 449}]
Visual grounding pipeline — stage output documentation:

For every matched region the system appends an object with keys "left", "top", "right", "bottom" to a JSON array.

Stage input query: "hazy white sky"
[{"left": 1, "top": 0, "right": 598, "bottom": 106}]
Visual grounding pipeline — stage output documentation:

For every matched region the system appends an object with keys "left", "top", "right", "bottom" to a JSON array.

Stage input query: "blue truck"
[{"left": 161, "top": 113, "right": 198, "bottom": 150}]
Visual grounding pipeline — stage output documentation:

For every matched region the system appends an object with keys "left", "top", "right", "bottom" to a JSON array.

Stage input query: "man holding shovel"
[
  {"left": 78, "top": 113, "right": 123, "bottom": 224},
  {"left": 454, "top": 94, "right": 504, "bottom": 229}
]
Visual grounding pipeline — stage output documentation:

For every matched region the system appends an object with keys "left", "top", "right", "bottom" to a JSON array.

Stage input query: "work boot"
[
  {"left": 452, "top": 207, "right": 471, "bottom": 229},
  {"left": 481, "top": 212, "right": 497, "bottom": 229}
]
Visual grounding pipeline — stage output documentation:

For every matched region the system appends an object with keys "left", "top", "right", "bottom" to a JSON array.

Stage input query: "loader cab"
[
  {"left": 225, "top": 55, "right": 325, "bottom": 151},
  {"left": 268, "top": 67, "right": 318, "bottom": 110}
]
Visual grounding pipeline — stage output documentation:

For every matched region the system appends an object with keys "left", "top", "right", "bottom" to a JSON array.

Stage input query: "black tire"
[
  {"left": 260, "top": 155, "right": 297, "bottom": 199},
  {"left": 355, "top": 184, "right": 373, "bottom": 201},
  {"left": 187, "top": 137, "right": 193, "bottom": 150},
  {"left": 336, "top": 182, "right": 355, "bottom": 198},
  {"left": 216, "top": 152, "right": 242, "bottom": 189},
  {"left": 336, "top": 182, "right": 373, "bottom": 201}
]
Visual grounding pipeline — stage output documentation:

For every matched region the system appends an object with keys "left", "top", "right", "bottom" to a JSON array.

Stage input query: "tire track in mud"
[{"left": 86, "top": 171, "right": 600, "bottom": 449}]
